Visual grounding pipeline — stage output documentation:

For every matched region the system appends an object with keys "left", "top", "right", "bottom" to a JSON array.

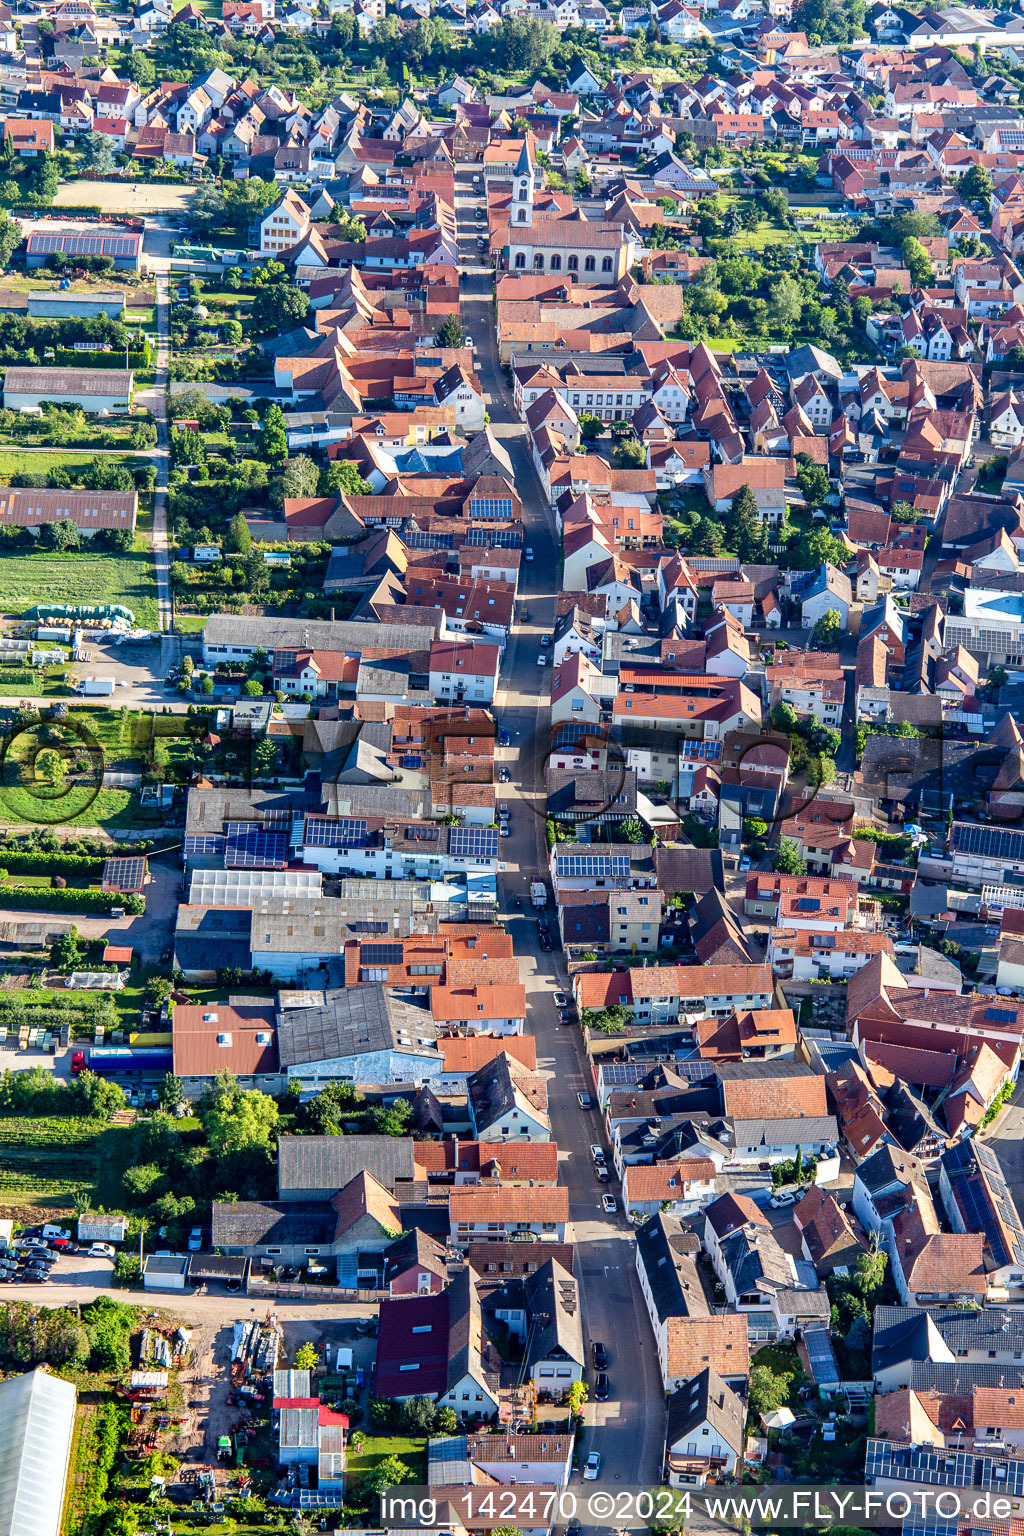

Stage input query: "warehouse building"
[
  {"left": 3, "top": 367, "right": 134, "bottom": 415},
  {"left": 24, "top": 228, "right": 143, "bottom": 272}
]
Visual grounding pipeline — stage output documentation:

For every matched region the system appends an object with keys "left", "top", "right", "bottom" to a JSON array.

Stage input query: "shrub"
[{"left": 0, "top": 883, "right": 144, "bottom": 916}]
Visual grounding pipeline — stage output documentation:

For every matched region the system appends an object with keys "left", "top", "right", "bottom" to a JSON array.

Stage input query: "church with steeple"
[{"left": 504, "top": 136, "right": 633, "bottom": 284}]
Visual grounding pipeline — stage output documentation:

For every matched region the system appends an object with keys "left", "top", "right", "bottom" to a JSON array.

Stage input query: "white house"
[
  {"left": 429, "top": 639, "right": 500, "bottom": 705},
  {"left": 259, "top": 189, "right": 312, "bottom": 254}
]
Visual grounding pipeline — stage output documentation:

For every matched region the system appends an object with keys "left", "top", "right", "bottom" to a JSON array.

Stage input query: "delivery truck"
[{"left": 76, "top": 676, "right": 116, "bottom": 697}]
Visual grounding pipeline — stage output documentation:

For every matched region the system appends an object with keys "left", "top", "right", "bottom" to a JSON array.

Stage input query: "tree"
[
  {"left": 362, "top": 1455, "right": 411, "bottom": 1496},
  {"left": 489, "top": 14, "right": 558, "bottom": 71},
  {"left": 124, "top": 52, "right": 155, "bottom": 85},
  {"left": 159, "top": 1073, "right": 187, "bottom": 1112},
  {"left": 620, "top": 817, "right": 646, "bottom": 843},
  {"left": 171, "top": 428, "right": 206, "bottom": 467},
  {"left": 281, "top": 456, "right": 321, "bottom": 499},
  {"left": 371, "top": 1098, "right": 413, "bottom": 1137},
  {"left": 122, "top": 1162, "right": 165, "bottom": 1201},
  {"left": 258, "top": 404, "right": 288, "bottom": 464},
  {"left": 578, "top": 413, "right": 603, "bottom": 440},
  {"left": 36, "top": 748, "right": 66, "bottom": 792},
  {"left": 766, "top": 273, "right": 804, "bottom": 332},
  {"left": 252, "top": 283, "right": 309, "bottom": 335},
  {"left": 223, "top": 177, "right": 278, "bottom": 238},
  {"left": 255, "top": 737, "right": 277, "bottom": 772},
  {"left": 435, "top": 313, "right": 465, "bottom": 349},
  {"left": 794, "top": 527, "right": 848, "bottom": 571},
  {"left": 792, "top": 0, "right": 866, "bottom": 45},
  {"left": 185, "top": 183, "right": 227, "bottom": 239},
  {"left": 200, "top": 1072, "right": 279, "bottom": 1158},
  {"left": 35, "top": 153, "right": 58, "bottom": 202},
  {"left": 225, "top": 512, "right": 251, "bottom": 555},
  {"left": 958, "top": 162, "right": 993, "bottom": 205},
  {"left": 688, "top": 515, "right": 723, "bottom": 556},
  {"left": 0, "top": 211, "right": 20, "bottom": 270},
  {"left": 748, "top": 1362, "right": 793, "bottom": 1419},
  {"left": 988, "top": 663, "right": 1008, "bottom": 696},
  {"left": 294, "top": 1341, "right": 319, "bottom": 1370},
  {"left": 855, "top": 1242, "right": 887, "bottom": 1298},
  {"left": 795, "top": 452, "right": 830, "bottom": 509},
  {"left": 891, "top": 499, "right": 919, "bottom": 524},
  {"left": 771, "top": 701, "right": 799, "bottom": 734},
  {"left": 901, "top": 235, "right": 934, "bottom": 289},
  {"left": 301, "top": 1078, "right": 358, "bottom": 1135},
  {"left": 758, "top": 186, "right": 790, "bottom": 225},
  {"left": 80, "top": 130, "right": 115, "bottom": 173},
  {"left": 812, "top": 608, "right": 841, "bottom": 649},
  {"left": 321, "top": 458, "right": 372, "bottom": 497},
  {"left": 41, "top": 517, "right": 80, "bottom": 552},
  {"left": 566, "top": 1380, "right": 589, "bottom": 1417},
  {"left": 242, "top": 678, "right": 264, "bottom": 697},
  {"left": 774, "top": 837, "right": 806, "bottom": 875},
  {"left": 329, "top": 212, "right": 367, "bottom": 242},
  {"left": 50, "top": 926, "right": 82, "bottom": 969},
  {"left": 612, "top": 437, "right": 648, "bottom": 469},
  {"left": 728, "top": 483, "right": 762, "bottom": 560}
]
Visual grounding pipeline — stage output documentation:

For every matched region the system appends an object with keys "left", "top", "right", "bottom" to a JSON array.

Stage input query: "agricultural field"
[
  {"left": 0, "top": 547, "right": 159, "bottom": 631},
  {"left": 0, "top": 1115, "right": 103, "bottom": 1217}
]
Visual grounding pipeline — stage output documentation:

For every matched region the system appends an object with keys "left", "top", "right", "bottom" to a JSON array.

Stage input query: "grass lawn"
[
  {"left": 0, "top": 547, "right": 159, "bottom": 630},
  {"left": 0, "top": 449, "right": 143, "bottom": 482},
  {"left": 0, "top": 785, "right": 161, "bottom": 830},
  {"left": 345, "top": 1436, "right": 428, "bottom": 1484},
  {"left": 172, "top": 613, "right": 207, "bottom": 633}
]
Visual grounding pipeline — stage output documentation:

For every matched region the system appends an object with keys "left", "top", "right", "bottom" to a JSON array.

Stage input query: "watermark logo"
[{"left": 0, "top": 712, "right": 104, "bottom": 825}]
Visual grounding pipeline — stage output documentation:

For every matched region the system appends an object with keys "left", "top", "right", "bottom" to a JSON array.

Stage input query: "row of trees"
[{"left": 0, "top": 1062, "right": 127, "bottom": 1121}]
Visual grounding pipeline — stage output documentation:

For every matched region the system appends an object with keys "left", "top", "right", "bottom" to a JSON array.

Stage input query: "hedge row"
[
  {"left": 0, "top": 881, "right": 144, "bottom": 915},
  {"left": 50, "top": 349, "right": 151, "bottom": 370},
  {"left": 0, "top": 852, "right": 105, "bottom": 877}
]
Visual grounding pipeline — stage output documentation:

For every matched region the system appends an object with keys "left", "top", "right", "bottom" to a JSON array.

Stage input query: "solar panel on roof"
[
  {"left": 953, "top": 822, "right": 1024, "bottom": 859},
  {"left": 400, "top": 755, "right": 422, "bottom": 769},
  {"left": 224, "top": 823, "right": 288, "bottom": 868},
  {"left": 303, "top": 816, "right": 368, "bottom": 848},
  {"left": 464, "top": 527, "right": 521, "bottom": 547},
  {"left": 449, "top": 825, "right": 498, "bottom": 858},
  {"left": 405, "top": 824, "right": 439, "bottom": 842},
  {"left": 184, "top": 834, "right": 225, "bottom": 856},
  {"left": 361, "top": 943, "right": 403, "bottom": 965}
]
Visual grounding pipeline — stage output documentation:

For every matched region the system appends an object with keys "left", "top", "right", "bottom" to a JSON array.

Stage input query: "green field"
[
  {"left": 0, "top": 786, "right": 160, "bottom": 829},
  {"left": 0, "top": 449, "right": 143, "bottom": 482},
  {"left": 0, "top": 547, "right": 159, "bottom": 630},
  {"left": 0, "top": 1115, "right": 102, "bottom": 1216}
]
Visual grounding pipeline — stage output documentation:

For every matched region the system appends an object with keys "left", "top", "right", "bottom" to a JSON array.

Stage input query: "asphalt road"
[{"left": 454, "top": 170, "right": 666, "bottom": 1499}]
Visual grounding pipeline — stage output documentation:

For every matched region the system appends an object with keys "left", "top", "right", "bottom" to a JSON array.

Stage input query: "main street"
[{"left": 453, "top": 167, "right": 666, "bottom": 1497}]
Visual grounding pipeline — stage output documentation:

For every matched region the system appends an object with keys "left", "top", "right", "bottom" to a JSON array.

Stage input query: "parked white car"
[{"left": 88, "top": 1243, "right": 116, "bottom": 1259}]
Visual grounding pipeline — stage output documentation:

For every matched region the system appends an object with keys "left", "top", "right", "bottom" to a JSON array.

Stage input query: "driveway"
[{"left": 0, "top": 854, "right": 178, "bottom": 965}]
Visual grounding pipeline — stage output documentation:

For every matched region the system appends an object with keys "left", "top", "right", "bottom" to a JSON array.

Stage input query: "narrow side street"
[{"left": 454, "top": 167, "right": 666, "bottom": 1499}]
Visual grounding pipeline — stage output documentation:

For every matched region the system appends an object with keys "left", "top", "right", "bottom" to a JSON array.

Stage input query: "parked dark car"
[
  {"left": 595, "top": 1373, "right": 610, "bottom": 1401},
  {"left": 592, "top": 1341, "right": 609, "bottom": 1369}
]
